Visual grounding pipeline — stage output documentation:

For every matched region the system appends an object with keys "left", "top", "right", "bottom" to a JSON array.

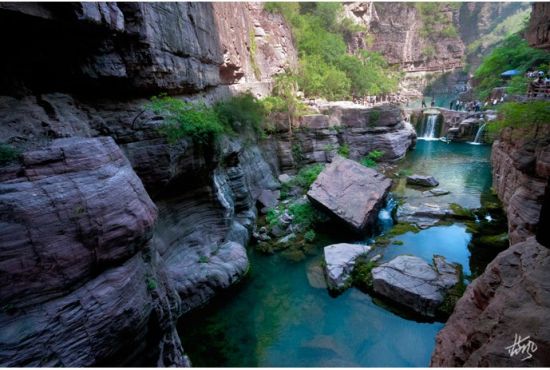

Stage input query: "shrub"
[
  {"left": 351, "top": 259, "right": 377, "bottom": 292},
  {"left": 0, "top": 144, "right": 19, "bottom": 165},
  {"left": 337, "top": 144, "right": 350, "bottom": 158},
  {"left": 304, "top": 229, "right": 316, "bottom": 242},
  {"left": 360, "top": 150, "right": 384, "bottom": 168},
  {"left": 289, "top": 202, "right": 322, "bottom": 228},
  {"left": 214, "top": 93, "right": 266, "bottom": 134},
  {"left": 149, "top": 96, "right": 225, "bottom": 144},
  {"left": 146, "top": 277, "right": 157, "bottom": 291},
  {"left": 488, "top": 101, "right": 550, "bottom": 139},
  {"left": 294, "top": 163, "right": 325, "bottom": 189}
]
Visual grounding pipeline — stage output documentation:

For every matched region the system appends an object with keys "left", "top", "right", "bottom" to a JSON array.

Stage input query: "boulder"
[
  {"left": 323, "top": 243, "right": 371, "bottom": 291},
  {"left": 372, "top": 255, "right": 460, "bottom": 317},
  {"left": 278, "top": 173, "right": 293, "bottom": 184},
  {"left": 307, "top": 156, "right": 392, "bottom": 233},
  {"left": 428, "top": 189, "right": 450, "bottom": 196},
  {"left": 257, "top": 189, "right": 280, "bottom": 212},
  {"left": 0, "top": 137, "right": 157, "bottom": 309},
  {"left": 406, "top": 174, "right": 439, "bottom": 187}
]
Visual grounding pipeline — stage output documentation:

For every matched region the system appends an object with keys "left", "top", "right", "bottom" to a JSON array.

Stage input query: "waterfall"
[
  {"left": 418, "top": 114, "right": 439, "bottom": 140},
  {"left": 470, "top": 123, "right": 486, "bottom": 145},
  {"left": 377, "top": 194, "right": 397, "bottom": 233}
]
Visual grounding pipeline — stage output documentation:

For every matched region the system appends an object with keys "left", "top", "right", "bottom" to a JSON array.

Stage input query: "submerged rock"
[
  {"left": 427, "top": 189, "right": 451, "bottom": 196},
  {"left": 406, "top": 174, "right": 439, "bottom": 187},
  {"left": 323, "top": 243, "right": 371, "bottom": 291},
  {"left": 307, "top": 156, "right": 392, "bottom": 234},
  {"left": 372, "top": 255, "right": 460, "bottom": 318}
]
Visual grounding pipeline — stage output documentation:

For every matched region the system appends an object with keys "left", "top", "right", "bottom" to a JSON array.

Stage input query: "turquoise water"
[
  {"left": 394, "top": 140, "right": 492, "bottom": 209},
  {"left": 179, "top": 140, "right": 494, "bottom": 367}
]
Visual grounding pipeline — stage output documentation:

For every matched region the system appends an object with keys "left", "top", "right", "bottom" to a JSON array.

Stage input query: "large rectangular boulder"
[{"left": 307, "top": 156, "right": 392, "bottom": 234}]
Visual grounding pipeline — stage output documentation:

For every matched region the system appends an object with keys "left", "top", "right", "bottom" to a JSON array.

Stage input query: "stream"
[{"left": 179, "top": 140, "right": 501, "bottom": 367}]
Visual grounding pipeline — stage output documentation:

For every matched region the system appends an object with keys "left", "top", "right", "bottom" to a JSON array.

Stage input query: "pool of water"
[
  {"left": 393, "top": 140, "right": 492, "bottom": 209},
  {"left": 179, "top": 250, "right": 444, "bottom": 367},
  {"left": 179, "top": 140, "right": 495, "bottom": 367}
]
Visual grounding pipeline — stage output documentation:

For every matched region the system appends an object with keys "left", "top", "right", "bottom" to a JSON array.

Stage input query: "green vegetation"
[
  {"left": 360, "top": 150, "right": 384, "bottom": 168},
  {"left": 289, "top": 202, "right": 322, "bottom": 229},
  {"left": 215, "top": 93, "right": 267, "bottom": 135},
  {"left": 488, "top": 101, "right": 550, "bottom": 139},
  {"left": 449, "top": 203, "right": 476, "bottom": 219},
  {"left": 146, "top": 277, "right": 157, "bottom": 291},
  {"left": 351, "top": 259, "right": 377, "bottom": 292},
  {"left": 149, "top": 93, "right": 280, "bottom": 143},
  {"left": 465, "top": 8, "right": 531, "bottom": 72},
  {"left": 473, "top": 34, "right": 550, "bottom": 100},
  {"left": 149, "top": 96, "right": 225, "bottom": 144},
  {"left": 416, "top": 2, "right": 459, "bottom": 41},
  {"left": 304, "top": 229, "right": 316, "bottom": 242},
  {"left": 198, "top": 255, "right": 210, "bottom": 264},
  {"left": 248, "top": 29, "right": 261, "bottom": 80},
  {"left": 437, "top": 263, "right": 465, "bottom": 317},
  {"left": 265, "top": 2, "right": 399, "bottom": 100},
  {"left": 337, "top": 144, "right": 350, "bottom": 158},
  {"left": 293, "top": 163, "right": 325, "bottom": 189},
  {"left": 0, "top": 143, "right": 20, "bottom": 165}
]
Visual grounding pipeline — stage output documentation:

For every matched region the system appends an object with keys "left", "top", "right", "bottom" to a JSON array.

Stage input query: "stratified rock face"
[
  {"left": 0, "top": 137, "right": 157, "bottom": 309},
  {"left": 345, "top": 2, "right": 464, "bottom": 73},
  {"left": 431, "top": 237, "right": 550, "bottom": 366},
  {"left": 0, "top": 138, "right": 189, "bottom": 367},
  {"left": 320, "top": 103, "right": 417, "bottom": 162},
  {"left": 491, "top": 126, "right": 550, "bottom": 244},
  {"left": 307, "top": 156, "right": 392, "bottom": 234},
  {"left": 0, "top": 2, "right": 296, "bottom": 96},
  {"left": 273, "top": 103, "right": 416, "bottom": 170},
  {"left": 323, "top": 243, "right": 371, "bottom": 291},
  {"left": 372, "top": 255, "right": 460, "bottom": 318},
  {"left": 525, "top": 3, "right": 550, "bottom": 50}
]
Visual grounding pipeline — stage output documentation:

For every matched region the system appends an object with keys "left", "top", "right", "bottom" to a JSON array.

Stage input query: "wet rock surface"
[
  {"left": 406, "top": 174, "right": 439, "bottom": 187},
  {"left": 372, "top": 255, "right": 460, "bottom": 318},
  {"left": 307, "top": 156, "right": 392, "bottom": 234}
]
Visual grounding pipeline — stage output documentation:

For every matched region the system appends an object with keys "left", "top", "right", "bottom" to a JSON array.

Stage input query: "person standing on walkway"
[
  {"left": 450, "top": 100, "right": 454, "bottom": 110},
  {"left": 431, "top": 97, "right": 435, "bottom": 107},
  {"left": 421, "top": 98, "right": 427, "bottom": 108}
]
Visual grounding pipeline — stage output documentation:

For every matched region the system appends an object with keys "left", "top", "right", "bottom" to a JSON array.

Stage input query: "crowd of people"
[{"left": 527, "top": 70, "right": 550, "bottom": 98}]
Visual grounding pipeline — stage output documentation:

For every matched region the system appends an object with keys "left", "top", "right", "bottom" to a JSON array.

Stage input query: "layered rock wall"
[{"left": 0, "top": 2, "right": 294, "bottom": 367}]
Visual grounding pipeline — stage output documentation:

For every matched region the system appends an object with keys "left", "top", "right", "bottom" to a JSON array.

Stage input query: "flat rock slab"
[
  {"left": 372, "top": 255, "right": 459, "bottom": 317},
  {"left": 407, "top": 174, "right": 439, "bottom": 187},
  {"left": 324, "top": 243, "right": 370, "bottom": 291},
  {"left": 307, "top": 156, "right": 392, "bottom": 233}
]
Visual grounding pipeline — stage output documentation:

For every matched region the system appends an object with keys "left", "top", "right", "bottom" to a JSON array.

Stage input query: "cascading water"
[
  {"left": 470, "top": 123, "right": 487, "bottom": 145},
  {"left": 418, "top": 114, "right": 439, "bottom": 140},
  {"left": 377, "top": 193, "right": 397, "bottom": 232}
]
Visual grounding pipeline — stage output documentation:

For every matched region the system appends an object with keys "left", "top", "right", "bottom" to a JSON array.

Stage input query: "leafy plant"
[
  {"left": 488, "top": 101, "right": 550, "bottom": 140},
  {"left": 294, "top": 163, "right": 325, "bottom": 189},
  {"left": 198, "top": 255, "right": 210, "bottom": 264},
  {"left": 248, "top": 29, "right": 261, "bottom": 80},
  {"left": 146, "top": 277, "right": 157, "bottom": 291},
  {"left": 337, "top": 144, "right": 350, "bottom": 158},
  {"left": 351, "top": 259, "right": 377, "bottom": 292},
  {"left": 289, "top": 202, "right": 322, "bottom": 228},
  {"left": 149, "top": 96, "right": 225, "bottom": 144},
  {"left": 214, "top": 93, "right": 266, "bottom": 134},
  {"left": 304, "top": 229, "right": 316, "bottom": 242},
  {"left": 360, "top": 150, "right": 384, "bottom": 168}
]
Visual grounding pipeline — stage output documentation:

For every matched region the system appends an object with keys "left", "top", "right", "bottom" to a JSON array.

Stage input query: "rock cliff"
[{"left": 526, "top": 2, "right": 550, "bottom": 51}]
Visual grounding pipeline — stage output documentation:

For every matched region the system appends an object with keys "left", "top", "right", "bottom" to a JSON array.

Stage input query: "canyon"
[{"left": 0, "top": 1, "right": 548, "bottom": 367}]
